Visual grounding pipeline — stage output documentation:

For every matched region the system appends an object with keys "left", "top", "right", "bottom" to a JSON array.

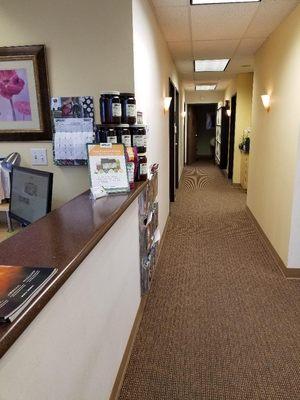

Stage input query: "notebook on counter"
[{"left": 0, "top": 265, "right": 57, "bottom": 323}]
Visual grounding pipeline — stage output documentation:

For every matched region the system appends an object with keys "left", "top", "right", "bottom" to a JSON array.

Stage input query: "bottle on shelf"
[
  {"left": 138, "top": 153, "right": 148, "bottom": 181},
  {"left": 121, "top": 93, "right": 136, "bottom": 125}
]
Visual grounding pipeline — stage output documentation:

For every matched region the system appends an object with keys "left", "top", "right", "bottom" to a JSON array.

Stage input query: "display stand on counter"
[
  {"left": 51, "top": 96, "right": 95, "bottom": 166},
  {"left": 138, "top": 167, "right": 159, "bottom": 295},
  {"left": 87, "top": 143, "right": 130, "bottom": 199}
]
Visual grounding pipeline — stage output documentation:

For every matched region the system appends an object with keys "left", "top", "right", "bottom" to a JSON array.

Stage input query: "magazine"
[{"left": 0, "top": 265, "right": 57, "bottom": 323}]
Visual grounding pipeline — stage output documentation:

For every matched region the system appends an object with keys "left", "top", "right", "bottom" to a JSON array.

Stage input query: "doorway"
[
  {"left": 169, "top": 79, "right": 179, "bottom": 202},
  {"left": 228, "top": 94, "right": 237, "bottom": 180},
  {"left": 187, "top": 103, "right": 217, "bottom": 165}
]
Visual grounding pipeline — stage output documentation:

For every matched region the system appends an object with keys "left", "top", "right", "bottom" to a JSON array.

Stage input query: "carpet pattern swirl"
[{"left": 119, "top": 162, "right": 300, "bottom": 400}]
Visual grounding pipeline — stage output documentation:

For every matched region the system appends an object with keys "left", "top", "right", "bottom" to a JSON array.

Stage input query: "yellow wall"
[
  {"left": 185, "top": 90, "right": 225, "bottom": 105},
  {"left": 224, "top": 79, "right": 237, "bottom": 103},
  {"left": 224, "top": 74, "right": 253, "bottom": 184},
  {"left": 132, "top": 0, "right": 182, "bottom": 230},
  {"left": 247, "top": 5, "right": 300, "bottom": 267},
  {"left": 234, "top": 73, "right": 253, "bottom": 183},
  {"left": 0, "top": 0, "right": 134, "bottom": 208}
]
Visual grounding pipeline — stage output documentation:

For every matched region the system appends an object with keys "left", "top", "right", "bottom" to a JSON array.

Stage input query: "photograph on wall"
[
  {"left": 51, "top": 96, "right": 94, "bottom": 119},
  {"left": 0, "top": 45, "right": 51, "bottom": 141},
  {"left": 87, "top": 143, "right": 130, "bottom": 194}
]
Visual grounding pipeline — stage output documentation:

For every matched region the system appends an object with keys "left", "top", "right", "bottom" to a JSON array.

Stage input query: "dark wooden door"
[
  {"left": 175, "top": 89, "right": 179, "bottom": 188},
  {"left": 228, "top": 94, "right": 237, "bottom": 179},
  {"left": 169, "top": 79, "right": 179, "bottom": 202}
]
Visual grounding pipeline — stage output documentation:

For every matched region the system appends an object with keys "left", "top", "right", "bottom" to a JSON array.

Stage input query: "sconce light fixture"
[
  {"left": 261, "top": 94, "right": 271, "bottom": 112},
  {"left": 225, "top": 99, "right": 231, "bottom": 117},
  {"left": 182, "top": 111, "right": 186, "bottom": 118},
  {"left": 164, "top": 97, "right": 172, "bottom": 113}
]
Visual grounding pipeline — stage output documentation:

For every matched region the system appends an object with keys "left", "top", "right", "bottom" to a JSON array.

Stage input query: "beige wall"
[
  {"left": 247, "top": 5, "right": 300, "bottom": 267},
  {"left": 224, "top": 74, "right": 253, "bottom": 183},
  {"left": 224, "top": 79, "right": 237, "bottom": 102},
  {"left": 0, "top": 0, "right": 134, "bottom": 208},
  {"left": 233, "top": 73, "right": 253, "bottom": 183},
  {"left": 132, "top": 0, "right": 182, "bottom": 231},
  {"left": 185, "top": 90, "right": 224, "bottom": 105}
]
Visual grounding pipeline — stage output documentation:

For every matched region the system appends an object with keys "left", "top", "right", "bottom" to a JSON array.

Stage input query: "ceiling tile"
[
  {"left": 175, "top": 60, "right": 195, "bottom": 74},
  {"left": 193, "top": 71, "right": 236, "bottom": 81},
  {"left": 226, "top": 56, "right": 254, "bottom": 73},
  {"left": 151, "top": 0, "right": 189, "bottom": 7},
  {"left": 154, "top": 6, "right": 190, "bottom": 41},
  {"left": 245, "top": 0, "right": 300, "bottom": 38},
  {"left": 217, "top": 80, "right": 232, "bottom": 91},
  {"left": 193, "top": 39, "right": 239, "bottom": 59},
  {"left": 191, "top": 3, "right": 259, "bottom": 40},
  {"left": 235, "top": 38, "right": 265, "bottom": 56},
  {"left": 168, "top": 41, "right": 193, "bottom": 60},
  {"left": 181, "top": 72, "right": 196, "bottom": 81}
]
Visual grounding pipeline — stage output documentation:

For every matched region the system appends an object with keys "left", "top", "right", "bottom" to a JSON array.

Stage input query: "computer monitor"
[{"left": 9, "top": 166, "right": 53, "bottom": 226}]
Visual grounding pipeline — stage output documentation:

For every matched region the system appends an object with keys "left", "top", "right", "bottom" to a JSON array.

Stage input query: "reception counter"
[{"left": 0, "top": 181, "right": 147, "bottom": 400}]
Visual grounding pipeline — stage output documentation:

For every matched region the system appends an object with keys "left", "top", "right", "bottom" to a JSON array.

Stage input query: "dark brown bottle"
[
  {"left": 121, "top": 93, "right": 136, "bottom": 125},
  {"left": 138, "top": 153, "right": 147, "bottom": 181}
]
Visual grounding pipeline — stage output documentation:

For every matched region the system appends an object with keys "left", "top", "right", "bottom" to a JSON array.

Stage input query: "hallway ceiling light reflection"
[
  {"left": 191, "top": 0, "right": 261, "bottom": 4},
  {"left": 195, "top": 59, "right": 230, "bottom": 72},
  {"left": 195, "top": 84, "right": 217, "bottom": 91}
]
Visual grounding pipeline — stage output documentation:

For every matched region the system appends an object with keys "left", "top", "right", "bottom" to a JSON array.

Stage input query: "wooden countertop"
[{"left": 0, "top": 181, "right": 147, "bottom": 359}]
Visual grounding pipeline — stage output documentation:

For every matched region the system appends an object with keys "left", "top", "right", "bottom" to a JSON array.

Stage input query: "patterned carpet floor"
[{"left": 119, "top": 162, "right": 300, "bottom": 400}]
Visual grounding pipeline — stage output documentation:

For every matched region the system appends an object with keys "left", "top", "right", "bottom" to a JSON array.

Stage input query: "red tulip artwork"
[{"left": 0, "top": 68, "right": 32, "bottom": 121}]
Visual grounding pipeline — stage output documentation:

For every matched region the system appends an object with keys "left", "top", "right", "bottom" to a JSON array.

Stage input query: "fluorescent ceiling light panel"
[
  {"left": 191, "top": 0, "right": 260, "bottom": 4},
  {"left": 196, "top": 84, "right": 217, "bottom": 91},
  {"left": 195, "top": 59, "right": 230, "bottom": 72}
]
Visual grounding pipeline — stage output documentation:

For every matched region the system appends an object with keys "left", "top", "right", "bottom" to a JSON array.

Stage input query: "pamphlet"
[
  {"left": 87, "top": 143, "right": 130, "bottom": 194},
  {"left": 0, "top": 265, "right": 57, "bottom": 323}
]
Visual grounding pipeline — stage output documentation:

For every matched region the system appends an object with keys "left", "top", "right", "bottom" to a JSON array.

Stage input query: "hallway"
[{"left": 119, "top": 162, "right": 300, "bottom": 400}]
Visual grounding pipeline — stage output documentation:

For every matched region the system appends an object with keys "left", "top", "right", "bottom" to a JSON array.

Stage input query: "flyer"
[{"left": 87, "top": 143, "right": 130, "bottom": 194}]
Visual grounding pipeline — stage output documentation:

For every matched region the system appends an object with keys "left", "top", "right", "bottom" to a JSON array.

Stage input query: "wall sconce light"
[
  {"left": 261, "top": 94, "right": 271, "bottom": 112},
  {"left": 182, "top": 111, "right": 186, "bottom": 118},
  {"left": 225, "top": 99, "right": 231, "bottom": 117},
  {"left": 164, "top": 97, "right": 172, "bottom": 113}
]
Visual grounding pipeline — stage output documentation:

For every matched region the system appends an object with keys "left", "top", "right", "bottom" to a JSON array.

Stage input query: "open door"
[{"left": 187, "top": 104, "right": 217, "bottom": 165}]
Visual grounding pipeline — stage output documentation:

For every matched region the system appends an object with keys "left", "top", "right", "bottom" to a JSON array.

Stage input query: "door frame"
[
  {"left": 186, "top": 103, "right": 217, "bottom": 165},
  {"left": 169, "top": 78, "right": 179, "bottom": 202},
  {"left": 228, "top": 94, "right": 237, "bottom": 180}
]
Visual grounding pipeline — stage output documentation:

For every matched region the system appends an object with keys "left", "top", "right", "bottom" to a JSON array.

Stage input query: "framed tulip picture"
[{"left": 0, "top": 45, "right": 51, "bottom": 141}]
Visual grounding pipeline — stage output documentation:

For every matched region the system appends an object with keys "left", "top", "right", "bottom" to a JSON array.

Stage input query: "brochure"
[
  {"left": 87, "top": 143, "right": 130, "bottom": 194},
  {"left": 0, "top": 265, "right": 57, "bottom": 323}
]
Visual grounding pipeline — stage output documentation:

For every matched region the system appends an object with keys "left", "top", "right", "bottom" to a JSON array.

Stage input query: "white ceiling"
[{"left": 151, "top": 0, "right": 300, "bottom": 91}]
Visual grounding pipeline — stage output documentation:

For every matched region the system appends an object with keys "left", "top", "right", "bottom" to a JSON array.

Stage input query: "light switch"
[{"left": 31, "top": 148, "right": 48, "bottom": 166}]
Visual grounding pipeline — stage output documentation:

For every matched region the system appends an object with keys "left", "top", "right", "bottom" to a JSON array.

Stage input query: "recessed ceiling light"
[
  {"left": 195, "top": 84, "right": 217, "bottom": 91},
  {"left": 191, "top": 0, "right": 261, "bottom": 4},
  {"left": 194, "top": 59, "right": 230, "bottom": 72}
]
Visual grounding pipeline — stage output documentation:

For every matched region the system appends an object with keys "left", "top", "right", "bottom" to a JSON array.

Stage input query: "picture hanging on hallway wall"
[{"left": 0, "top": 45, "right": 51, "bottom": 141}]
